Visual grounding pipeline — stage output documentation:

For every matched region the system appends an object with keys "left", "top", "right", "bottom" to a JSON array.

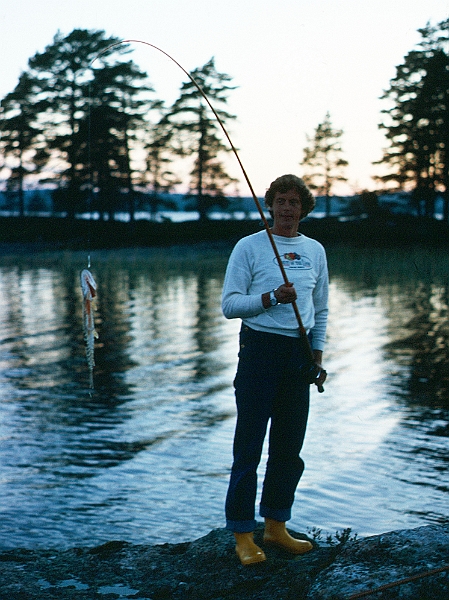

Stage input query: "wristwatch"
[{"left": 269, "top": 289, "right": 279, "bottom": 306}]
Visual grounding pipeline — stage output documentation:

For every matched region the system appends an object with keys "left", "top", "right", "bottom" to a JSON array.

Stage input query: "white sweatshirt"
[{"left": 222, "top": 230, "right": 329, "bottom": 350}]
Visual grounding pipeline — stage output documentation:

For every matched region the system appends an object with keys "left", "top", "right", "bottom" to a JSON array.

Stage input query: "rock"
[
  {"left": 0, "top": 524, "right": 448, "bottom": 599},
  {"left": 308, "top": 524, "right": 449, "bottom": 599}
]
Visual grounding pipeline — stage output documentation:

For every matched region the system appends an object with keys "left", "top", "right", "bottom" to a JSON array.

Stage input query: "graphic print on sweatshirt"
[{"left": 273, "top": 252, "right": 312, "bottom": 270}]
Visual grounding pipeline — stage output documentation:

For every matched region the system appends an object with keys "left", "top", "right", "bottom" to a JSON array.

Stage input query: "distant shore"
[{"left": 0, "top": 213, "right": 448, "bottom": 252}]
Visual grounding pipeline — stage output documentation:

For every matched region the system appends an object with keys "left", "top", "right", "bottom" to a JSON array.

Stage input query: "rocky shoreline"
[{"left": 2, "top": 523, "right": 448, "bottom": 599}]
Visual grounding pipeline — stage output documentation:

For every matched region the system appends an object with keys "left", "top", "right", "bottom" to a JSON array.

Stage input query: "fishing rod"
[{"left": 91, "top": 40, "right": 325, "bottom": 392}]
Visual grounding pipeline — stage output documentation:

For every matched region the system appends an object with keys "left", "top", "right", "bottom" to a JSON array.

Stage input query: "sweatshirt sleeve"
[
  {"left": 221, "top": 240, "right": 265, "bottom": 319},
  {"left": 310, "top": 247, "right": 329, "bottom": 351}
]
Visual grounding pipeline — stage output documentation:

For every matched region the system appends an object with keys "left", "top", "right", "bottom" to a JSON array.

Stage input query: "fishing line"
[
  {"left": 87, "top": 79, "right": 94, "bottom": 269},
  {"left": 89, "top": 40, "right": 324, "bottom": 391},
  {"left": 80, "top": 78, "right": 98, "bottom": 391}
]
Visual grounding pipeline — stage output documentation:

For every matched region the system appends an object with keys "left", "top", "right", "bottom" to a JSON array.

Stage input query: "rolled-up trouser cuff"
[
  {"left": 259, "top": 504, "right": 291, "bottom": 523},
  {"left": 226, "top": 519, "right": 257, "bottom": 533}
]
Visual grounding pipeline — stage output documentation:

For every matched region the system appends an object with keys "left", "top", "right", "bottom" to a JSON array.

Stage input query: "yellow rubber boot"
[
  {"left": 263, "top": 518, "right": 313, "bottom": 555},
  {"left": 234, "top": 532, "right": 267, "bottom": 565}
]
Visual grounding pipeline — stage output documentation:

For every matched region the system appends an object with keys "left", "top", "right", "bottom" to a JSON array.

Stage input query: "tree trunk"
[
  {"left": 197, "top": 110, "right": 207, "bottom": 221},
  {"left": 18, "top": 155, "right": 25, "bottom": 217}
]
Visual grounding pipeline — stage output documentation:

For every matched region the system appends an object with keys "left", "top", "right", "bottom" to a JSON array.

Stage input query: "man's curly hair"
[{"left": 264, "top": 174, "right": 315, "bottom": 219}]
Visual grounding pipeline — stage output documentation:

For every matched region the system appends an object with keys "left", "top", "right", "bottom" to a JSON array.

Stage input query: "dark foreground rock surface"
[{"left": 1, "top": 524, "right": 448, "bottom": 599}]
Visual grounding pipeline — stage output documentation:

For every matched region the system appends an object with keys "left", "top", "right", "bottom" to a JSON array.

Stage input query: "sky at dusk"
[{"left": 1, "top": 0, "right": 448, "bottom": 196}]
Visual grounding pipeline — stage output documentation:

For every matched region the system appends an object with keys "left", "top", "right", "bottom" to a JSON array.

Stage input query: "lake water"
[{"left": 0, "top": 242, "right": 448, "bottom": 550}]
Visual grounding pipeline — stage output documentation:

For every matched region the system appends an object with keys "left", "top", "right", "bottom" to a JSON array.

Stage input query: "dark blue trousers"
[{"left": 225, "top": 325, "right": 311, "bottom": 533}]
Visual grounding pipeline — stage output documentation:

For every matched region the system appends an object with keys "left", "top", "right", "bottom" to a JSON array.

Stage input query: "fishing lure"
[{"left": 80, "top": 269, "right": 98, "bottom": 389}]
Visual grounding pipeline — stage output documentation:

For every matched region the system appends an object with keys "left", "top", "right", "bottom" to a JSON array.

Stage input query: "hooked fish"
[{"left": 80, "top": 269, "right": 98, "bottom": 389}]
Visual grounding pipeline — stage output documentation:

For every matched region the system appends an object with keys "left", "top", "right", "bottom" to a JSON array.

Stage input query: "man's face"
[{"left": 272, "top": 189, "right": 302, "bottom": 228}]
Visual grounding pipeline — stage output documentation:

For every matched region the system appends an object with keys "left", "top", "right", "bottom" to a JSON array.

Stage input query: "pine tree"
[
  {"left": 142, "top": 108, "right": 181, "bottom": 220},
  {"left": 25, "top": 29, "right": 154, "bottom": 219},
  {"left": 300, "top": 112, "right": 348, "bottom": 216},
  {"left": 87, "top": 60, "right": 155, "bottom": 220},
  {"left": 0, "top": 72, "right": 49, "bottom": 215},
  {"left": 377, "top": 19, "right": 449, "bottom": 219},
  {"left": 166, "top": 57, "right": 238, "bottom": 220}
]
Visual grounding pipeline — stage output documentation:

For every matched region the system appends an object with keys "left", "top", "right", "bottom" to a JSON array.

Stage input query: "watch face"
[{"left": 270, "top": 292, "right": 277, "bottom": 305}]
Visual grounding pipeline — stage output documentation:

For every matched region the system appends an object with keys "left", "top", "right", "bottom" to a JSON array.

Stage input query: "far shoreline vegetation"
[{"left": 1, "top": 196, "right": 449, "bottom": 251}]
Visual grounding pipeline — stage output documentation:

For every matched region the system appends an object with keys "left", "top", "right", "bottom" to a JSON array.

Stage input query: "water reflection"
[
  {"left": 385, "top": 283, "right": 449, "bottom": 406},
  {"left": 328, "top": 245, "right": 449, "bottom": 406},
  {"left": 0, "top": 244, "right": 448, "bottom": 549},
  {"left": 325, "top": 245, "right": 449, "bottom": 529}
]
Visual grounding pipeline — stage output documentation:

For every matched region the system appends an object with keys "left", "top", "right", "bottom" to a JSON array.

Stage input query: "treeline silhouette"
[{"left": 0, "top": 19, "right": 448, "bottom": 228}]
